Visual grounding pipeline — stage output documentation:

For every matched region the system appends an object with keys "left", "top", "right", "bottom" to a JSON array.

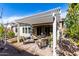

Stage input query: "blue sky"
[{"left": 0, "top": 3, "right": 68, "bottom": 23}]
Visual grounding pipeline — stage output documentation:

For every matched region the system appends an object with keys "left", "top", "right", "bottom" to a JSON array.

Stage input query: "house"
[
  {"left": 4, "top": 22, "right": 32, "bottom": 38},
  {"left": 4, "top": 8, "right": 63, "bottom": 56},
  {"left": 14, "top": 23, "right": 32, "bottom": 38},
  {"left": 4, "top": 22, "right": 17, "bottom": 36},
  {"left": 14, "top": 8, "right": 62, "bottom": 43}
]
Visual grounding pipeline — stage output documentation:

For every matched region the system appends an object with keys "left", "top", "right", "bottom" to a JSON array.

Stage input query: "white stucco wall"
[{"left": 13, "top": 25, "right": 32, "bottom": 38}]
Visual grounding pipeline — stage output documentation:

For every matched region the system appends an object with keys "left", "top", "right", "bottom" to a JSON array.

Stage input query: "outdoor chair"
[
  {"left": 36, "top": 38, "right": 48, "bottom": 49},
  {"left": 32, "top": 35, "right": 38, "bottom": 41},
  {"left": 23, "top": 36, "right": 35, "bottom": 44}
]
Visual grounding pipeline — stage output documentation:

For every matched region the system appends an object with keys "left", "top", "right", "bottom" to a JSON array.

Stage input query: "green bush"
[
  {"left": 7, "top": 31, "right": 15, "bottom": 39},
  {"left": 0, "top": 24, "right": 4, "bottom": 39},
  {"left": 65, "top": 3, "right": 79, "bottom": 40}
]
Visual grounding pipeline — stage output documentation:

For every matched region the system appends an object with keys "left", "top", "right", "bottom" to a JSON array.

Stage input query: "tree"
[{"left": 65, "top": 3, "right": 79, "bottom": 40}]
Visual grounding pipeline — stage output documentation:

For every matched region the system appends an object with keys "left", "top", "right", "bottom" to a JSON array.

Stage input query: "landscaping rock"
[{"left": 57, "top": 39, "right": 79, "bottom": 56}]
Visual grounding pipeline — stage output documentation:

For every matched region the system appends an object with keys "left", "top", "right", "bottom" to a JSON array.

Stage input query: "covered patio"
[{"left": 15, "top": 8, "right": 61, "bottom": 56}]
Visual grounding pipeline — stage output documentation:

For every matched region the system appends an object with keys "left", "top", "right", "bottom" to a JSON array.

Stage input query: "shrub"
[
  {"left": 0, "top": 24, "right": 4, "bottom": 39},
  {"left": 48, "top": 32, "right": 53, "bottom": 47},
  {"left": 7, "top": 31, "right": 15, "bottom": 39}
]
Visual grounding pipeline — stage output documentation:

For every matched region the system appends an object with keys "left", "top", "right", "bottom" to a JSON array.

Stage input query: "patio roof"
[{"left": 16, "top": 8, "right": 60, "bottom": 25}]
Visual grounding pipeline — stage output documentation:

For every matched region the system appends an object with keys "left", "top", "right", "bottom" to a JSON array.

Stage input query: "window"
[
  {"left": 15, "top": 27, "right": 17, "bottom": 33},
  {"left": 37, "top": 27, "right": 41, "bottom": 35},
  {"left": 28, "top": 27, "right": 31, "bottom": 33},
  {"left": 23, "top": 27, "right": 24, "bottom": 33},
  {"left": 25, "top": 28, "right": 27, "bottom": 33}
]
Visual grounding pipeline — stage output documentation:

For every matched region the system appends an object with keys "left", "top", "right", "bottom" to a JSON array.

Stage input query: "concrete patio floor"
[
  {"left": 0, "top": 43, "right": 36, "bottom": 56},
  {"left": 7, "top": 39, "right": 53, "bottom": 56}
]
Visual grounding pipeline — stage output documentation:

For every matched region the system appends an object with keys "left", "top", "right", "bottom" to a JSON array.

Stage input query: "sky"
[{"left": 0, "top": 3, "right": 68, "bottom": 23}]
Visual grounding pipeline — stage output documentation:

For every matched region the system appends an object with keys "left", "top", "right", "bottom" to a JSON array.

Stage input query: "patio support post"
[
  {"left": 17, "top": 23, "right": 20, "bottom": 43},
  {"left": 52, "top": 13, "right": 57, "bottom": 56},
  {"left": 52, "top": 9, "right": 61, "bottom": 56}
]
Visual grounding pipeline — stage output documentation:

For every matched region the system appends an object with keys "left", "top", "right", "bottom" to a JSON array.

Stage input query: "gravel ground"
[{"left": 0, "top": 43, "right": 36, "bottom": 56}]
